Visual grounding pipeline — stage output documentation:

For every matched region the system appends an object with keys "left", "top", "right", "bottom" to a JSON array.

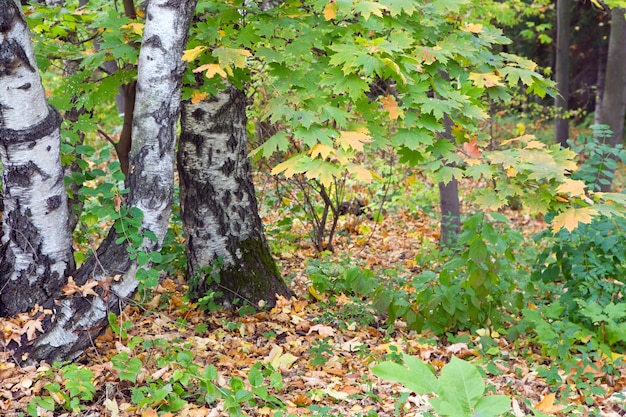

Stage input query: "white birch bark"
[
  {"left": 19, "top": 0, "right": 198, "bottom": 364},
  {"left": 178, "top": 89, "right": 291, "bottom": 307},
  {"left": 0, "top": 0, "right": 73, "bottom": 315}
]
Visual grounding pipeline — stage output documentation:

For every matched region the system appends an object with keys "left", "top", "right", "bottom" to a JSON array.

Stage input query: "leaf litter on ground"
[{"left": 1, "top": 175, "right": 626, "bottom": 416}]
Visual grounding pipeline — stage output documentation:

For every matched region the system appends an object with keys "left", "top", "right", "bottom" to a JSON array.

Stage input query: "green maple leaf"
[
  {"left": 252, "top": 132, "right": 290, "bottom": 158},
  {"left": 379, "top": 0, "right": 418, "bottom": 16}
]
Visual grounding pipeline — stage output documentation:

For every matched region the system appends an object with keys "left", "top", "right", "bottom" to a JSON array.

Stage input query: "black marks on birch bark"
[
  {"left": 6, "top": 161, "right": 49, "bottom": 187},
  {"left": 0, "top": 107, "right": 62, "bottom": 144},
  {"left": 0, "top": 40, "right": 35, "bottom": 75},
  {"left": 0, "top": 0, "right": 24, "bottom": 34},
  {"left": 143, "top": 35, "right": 165, "bottom": 54}
]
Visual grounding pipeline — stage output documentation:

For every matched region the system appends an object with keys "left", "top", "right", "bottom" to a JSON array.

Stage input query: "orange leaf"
[
  {"left": 323, "top": 1, "right": 337, "bottom": 20},
  {"left": 463, "top": 138, "right": 482, "bottom": 158},
  {"left": 380, "top": 95, "right": 401, "bottom": 120},
  {"left": 194, "top": 63, "right": 227, "bottom": 79},
  {"left": 191, "top": 91, "right": 208, "bottom": 105},
  {"left": 535, "top": 393, "right": 565, "bottom": 414}
]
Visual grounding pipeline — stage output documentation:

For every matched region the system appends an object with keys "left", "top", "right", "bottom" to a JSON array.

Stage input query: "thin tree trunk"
[
  {"left": 555, "top": 0, "right": 570, "bottom": 147},
  {"left": 438, "top": 115, "right": 460, "bottom": 247},
  {"left": 15, "top": 0, "right": 198, "bottom": 365},
  {"left": 178, "top": 88, "right": 292, "bottom": 308},
  {"left": 0, "top": 0, "right": 73, "bottom": 316},
  {"left": 596, "top": 7, "right": 626, "bottom": 191}
]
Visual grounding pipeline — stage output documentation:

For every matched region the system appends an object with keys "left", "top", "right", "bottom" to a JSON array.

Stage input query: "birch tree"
[
  {"left": 2, "top": 0, "right": 197, "bottom": 364},
  {"left": 178, "top": 88, "right": 291, "bottom": 308},
  {"left": 0, "top": 0, "right": 73, "bottom": 316}
]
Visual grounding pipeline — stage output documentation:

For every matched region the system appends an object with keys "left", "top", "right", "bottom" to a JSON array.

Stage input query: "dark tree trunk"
[
  {"left": 178, "top": 88, "right": 291, "bottom": 309},
  {"left": 438, "top": 115, "right": 460, "bottom": 247},
  {"left": 555, "top": 0, "right": 570, "bottom": 148},
  {"left": 596, "top": 7, "right": 626, "bottom": 191}
]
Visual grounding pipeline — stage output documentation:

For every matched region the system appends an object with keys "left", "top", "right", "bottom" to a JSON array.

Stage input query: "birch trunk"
[
  {"left": 178, "top": 88, "right": 291, "bottom": 308},
  {"left": 15, "top": 0, "right": 197, "bottom": 365},
  {"left": 0, "top": 0, "right": 73, "bottom": 316}
]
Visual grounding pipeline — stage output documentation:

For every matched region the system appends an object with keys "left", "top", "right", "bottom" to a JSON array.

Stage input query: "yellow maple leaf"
[
  {"left": 348, "top": 164, "right": 374, "bottom": 183},
  {"left": 191, "top": 90, "right": 208, "bottom": 105},
  {"left": 309, "top": 143, "right": 336, "bottom": 160},
  {"left": 193, "top": 63, "right": 227, "bottom": 79},
  {"left": 468, "top": 72, "right": 503, "bottom": 88},
  {"left": 552, "top": 207, "right": 597, "bottom": 233},
  {"left": 556, "top": 178, "right": 587, "bottom": 197},
  {"left": 120, "top": 22, "right": 144, "bottom": 35},
  {"left": 380, "top": 95, "right": 403, "bottom": 120},
  {"left": 271, "top": 157, "right": 302, "bottom": 178},
  {"left": 336, "top": 130, "right": 372, "bottom": 151},
  {"left": 182, "top": 45, "right": 207, "bottom": 62},
  {"left": 462, "top": 23, "right": 483, "bottom": 33},
  {"left": 323, "top": 1, "right": 337, "bottom": 20},
  {"left": 525, "top": 140, "right": 546, "bottom": 149},
  {"left": 535, "top": 393, "right": 565, "bottom": 414}
]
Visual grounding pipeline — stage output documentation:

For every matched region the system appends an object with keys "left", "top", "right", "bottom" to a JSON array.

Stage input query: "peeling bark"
[
  {"left": 13, "top": 0, "right": 198, "bottom": 364},
  {"left": 178, "top": 88, "right": 291, "bottom": 308},
  {"left": 0, "top": 0, "right": 73, "bottom": 316}
]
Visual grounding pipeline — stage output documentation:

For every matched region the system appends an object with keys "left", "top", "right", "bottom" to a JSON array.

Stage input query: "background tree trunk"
[
  {"left": 555, "top": 0, "right": 570, "bottom": 148},
  {"left": 178, "top": 88, "right": 291, "bottom": 308},
  {"left": 438, "top": 115, "right": 460, "bottom": 247},
  {"left": 0, "top": 0, "right": 73, "bottom": 316},
  {"left": 15, "top": 0, "right": 197, "bottom": 365},
  {"left": 596, "top": 7, "right": 626, "bottom": 191}
]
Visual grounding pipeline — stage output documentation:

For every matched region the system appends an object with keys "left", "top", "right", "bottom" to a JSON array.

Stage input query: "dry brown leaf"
[{"left": 308, "top": 324, "right": 335, "bottom": 337}]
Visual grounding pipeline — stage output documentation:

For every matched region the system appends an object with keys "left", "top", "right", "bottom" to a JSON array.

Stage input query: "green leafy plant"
[
  {"left": 27, "top": 363, "right": 96, "bottom": 416},
  {"left": 372, "top": 354, "right": 510, "bottom": 417}
]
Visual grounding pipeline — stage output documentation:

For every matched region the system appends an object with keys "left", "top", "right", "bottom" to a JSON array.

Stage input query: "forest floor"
[{"left": 1, "top": 175, "right": 626, "bottom": 417}]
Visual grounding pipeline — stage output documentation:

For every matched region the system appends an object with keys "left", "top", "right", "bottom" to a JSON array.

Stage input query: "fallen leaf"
[
  {"left": 308, "top": 324, "right": 335, "bottom": 337},
  {"left": 535, "top": 393, "right": 565, "bottom": 414}
]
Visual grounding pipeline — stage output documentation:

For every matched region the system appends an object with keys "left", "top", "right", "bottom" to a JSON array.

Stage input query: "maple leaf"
[
  {"left": 463, "top": 138, "right": 482, "bottom": 158},
  {"left": 21, "top": 318, "right": 44, "bottom": 341},
  {"left": 462, "top": 23, "right": 483, "bottom": 33},
  {"left": 62, "top": 276, "right": 81, "bottom": 296},
  {"left": 194, "top": 63, "right": 227, "bottom": 79},
  {"left": 380, "top": 95, "right": 402, "bottom": 120},
  {"left": 525, "top": 140, "right": 546, "bottom": 149},
  {"left": 468, "top": 72, "right": 503, "bottom": 88},
  {"left": 322, "top": 1, "right": 337, "bottom": 20},
  {"left": 271, "top": 154, "right": 307, "bottom": 178},
  {"left": 556, "top": 179, "right": 587, "bottom": 197},
  {"left": 355, "top": 1, "right": 387, "bottom": 20},
  {"left": 120, "top": 22, "right": 144, "bottom": 35},
  {"left": 213, "top": 47, "right": 252, "bottom": 75},
  {"left": 191, "top": 91, "right": 208, "bottom": 105},
  {"left": 347, "top": 164, "right": 374, "bottom": 183},
  {"left": 309, "top": 144, "right": 336, "bottom": 160},
  {"left": 336, "top": 130, "right": 372, "bottom": 151},
  {"left": 552, "top": 207, "right": 598, "bottom": 233},
  {"left": 181, "top": 45, "right": 207, "bottom": 62},
  {"left": 535, "top": 393, "right": 565, "bottom": 414}
]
